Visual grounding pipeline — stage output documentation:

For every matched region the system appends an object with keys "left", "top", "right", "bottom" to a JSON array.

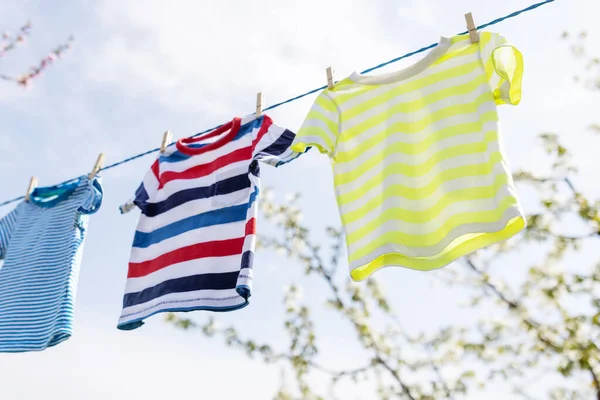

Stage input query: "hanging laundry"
[
  {"left": 118, "top": 115, "right": 303, "bottom": 330},
  {"left": 292, "top": 32, "right": 526, "bottom": 281},
  {"left": 0, "top": 176, "right": 103, "bottom": 352}
]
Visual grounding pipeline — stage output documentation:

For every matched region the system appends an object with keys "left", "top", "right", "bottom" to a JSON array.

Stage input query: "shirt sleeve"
[
  {"left": 119, "top": 158, "right": 161, "bottom": 214},
  {"left": 252, "top": 115, "right": 304, "bottom": 167},
  {"left": 479, "top": 32, "right": 523, "bottom": 106},
  {"left": 0, "top": 208, "right": 18, "bottom": 260},
  {"left": 79, "top": 176, "right": 104, "bottom": 215},
  {"left": 291, "top": 90, "right": 340, "bottom": 156}
]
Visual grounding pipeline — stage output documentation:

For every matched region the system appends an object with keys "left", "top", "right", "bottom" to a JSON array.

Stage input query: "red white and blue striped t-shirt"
[{"left": 118, "top": 115, "right": 302, "bottom": 330}]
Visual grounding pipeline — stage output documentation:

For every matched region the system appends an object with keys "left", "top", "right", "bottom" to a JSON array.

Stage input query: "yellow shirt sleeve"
[
  {"left": 479, "top": 32, "right": 524, "bottom": 106},
  {"left": 291, "top": 90, "right": 340, "bottom": 156}
]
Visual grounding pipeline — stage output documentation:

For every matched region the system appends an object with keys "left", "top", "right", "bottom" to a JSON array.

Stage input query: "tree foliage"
[{"left": 167, "top": 32, "right": 600, "bottom": 400}]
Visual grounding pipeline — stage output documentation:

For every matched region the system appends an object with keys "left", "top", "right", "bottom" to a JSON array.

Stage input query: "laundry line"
[{"left": 0, "top": 0, "right": 557, "bottom": 208}]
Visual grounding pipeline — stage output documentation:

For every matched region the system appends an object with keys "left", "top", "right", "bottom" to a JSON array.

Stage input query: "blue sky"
[{"left": 0, "top": 0, "right": 598, "bottom": 399}]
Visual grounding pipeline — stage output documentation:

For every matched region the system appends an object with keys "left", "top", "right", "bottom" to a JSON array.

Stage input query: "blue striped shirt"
[{"left": 0, "top": 176, "right": 103, "bottom": 352}]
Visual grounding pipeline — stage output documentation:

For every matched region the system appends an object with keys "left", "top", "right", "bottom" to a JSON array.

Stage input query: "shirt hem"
[
  {"left": 117, "top": 300, "right": 250, "bottom": 331},
  {"left": 0, "top": 330, "right": 72, "bottom": 353},
  {"left": 349, "top": 215, "right": 526, "bottom": 281}
]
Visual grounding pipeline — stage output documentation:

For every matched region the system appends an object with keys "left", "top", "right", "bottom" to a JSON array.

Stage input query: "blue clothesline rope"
[{"left": 0, "top": 0, "right": 557, "bottom": 208}]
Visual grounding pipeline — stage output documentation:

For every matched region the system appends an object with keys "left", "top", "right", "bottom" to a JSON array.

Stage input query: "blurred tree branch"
[
  {"left": 0, "top": 21, "right": 31, "bottom": 58},
  {"left": 0, "top": 22, "right": 73, "bottom": 87}
]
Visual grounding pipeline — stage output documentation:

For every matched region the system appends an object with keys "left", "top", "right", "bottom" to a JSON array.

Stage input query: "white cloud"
[
  {"left": 395, "top": 0, "right": 439, "bottom": 33},
  {"left": 0, "top": 320, "right": 279, "bottom": 400},
  {"left": 85, "top": 0, "right": 402, "bottom": 115}
]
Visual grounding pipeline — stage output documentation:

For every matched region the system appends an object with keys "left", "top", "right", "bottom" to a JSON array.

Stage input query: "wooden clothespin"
[
  {"left": 465, "top": 13, "right": 479, "bottom": 44},
  {"left": 88, "top": 153, "right": 105, "bottom": 179},
  {"left": 160, "top": 130, "right": 173, "bottom": 153},
  {"left": 256, "top": 92, "right": 264, "bottom": 117},
  {"left": 326, "top": 67, "right": 335, "bottom": 90},
  {"left": 25, "top": 176, "right": 38, "bottom": 202}
]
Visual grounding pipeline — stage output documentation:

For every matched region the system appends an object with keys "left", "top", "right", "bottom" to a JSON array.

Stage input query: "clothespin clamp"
[
  {"left": 160, "top": 130, "right": 173, "bottom": 153},
  {"left": 25, "top": 177, "right": 38, "bottom": 202},
  {"left": 326, "top": 67, "right": 335, "bottom": 90},
  {"left": 256, "top": 92, "right": 264, "bottom": 117},
  {"left": 89, "top": 153, "right": 105, "bottom": 179},
  {"left": 465, "top": 13, "right": 479, "bottom": 44}
]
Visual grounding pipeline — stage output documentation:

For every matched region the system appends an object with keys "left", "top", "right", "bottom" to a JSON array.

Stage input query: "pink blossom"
[{"left": 1, "top": 31, "right": 73, "bottom": 87}]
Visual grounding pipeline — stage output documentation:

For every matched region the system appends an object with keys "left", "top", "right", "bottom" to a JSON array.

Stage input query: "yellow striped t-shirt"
[{"left": 291, "top": 32, "right": 526, "bottom": 281}]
